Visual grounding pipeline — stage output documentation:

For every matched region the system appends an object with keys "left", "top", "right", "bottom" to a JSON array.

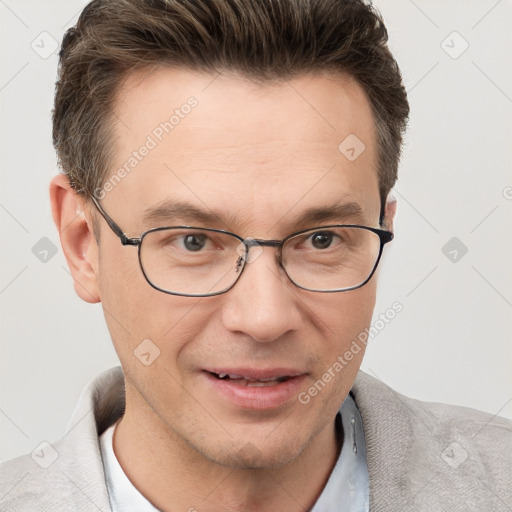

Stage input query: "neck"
[{"left": 113, "top": 384, "right": 342, "bottom": 512}]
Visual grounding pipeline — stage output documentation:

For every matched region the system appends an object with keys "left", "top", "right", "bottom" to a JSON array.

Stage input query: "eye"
[
  {"left": 182, "top": 233, "right": 207, "bottom": 251},
  {"left": 310, "top": 231, "right": 336, "bottom": 249}
]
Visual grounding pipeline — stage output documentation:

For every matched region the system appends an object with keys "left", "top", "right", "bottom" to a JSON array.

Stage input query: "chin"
[{"left": 201, "top": 437, "right": 305, "bottom": 470}]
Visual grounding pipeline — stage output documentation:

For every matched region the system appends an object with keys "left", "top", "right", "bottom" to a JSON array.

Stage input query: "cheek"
[
  {"left": 97, "top": 242, "right": 219, "bottom": 372},
  {"left": 304, "top": 281, "right": 376, "bottom": 393},
  {"left": 310, "top": 280, "right": 377, "bottom": 346},
  {"left": 97, "top": 244, "right": 144, "bottom": 319},
  {"left": 295, "top": 285, "right": 376, "bottom": 436},
  {"left": 96, "top": 243, "right": 173, "bottom": 355}
]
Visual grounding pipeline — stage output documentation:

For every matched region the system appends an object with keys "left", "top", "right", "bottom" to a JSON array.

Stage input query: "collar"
[{"left": 99, "top": 391, "right": 369, "bottom": 511}]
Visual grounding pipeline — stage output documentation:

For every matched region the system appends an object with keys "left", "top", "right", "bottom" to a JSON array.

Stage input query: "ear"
[
  {"left": 382, "top": 194, "right": 397, "bottom": 233},
  {"left": 50, "top": 174, "right": 100, "bottom": 303}
]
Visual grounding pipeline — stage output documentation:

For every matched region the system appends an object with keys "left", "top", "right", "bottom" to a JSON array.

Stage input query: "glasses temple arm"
[{"left": 89, "top": 195, "right": 137, "bottom": 245}]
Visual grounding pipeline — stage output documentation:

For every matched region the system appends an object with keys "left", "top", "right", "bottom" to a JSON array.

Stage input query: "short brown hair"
[{"left": 53, "top": 0, "right": 409, "bottom": 222}]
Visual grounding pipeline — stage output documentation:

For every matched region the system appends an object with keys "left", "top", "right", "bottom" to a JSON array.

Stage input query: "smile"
[
  {"left": 208, "top": 372, "right": 292, "bottom": 386},
  {"left": 202, "top": 368, "right": 308, "bottom": 409}
]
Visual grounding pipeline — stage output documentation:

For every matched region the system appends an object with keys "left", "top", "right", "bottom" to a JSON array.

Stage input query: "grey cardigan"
[{"left": 1, "top": 366, "right": 511, "bottom": 511}]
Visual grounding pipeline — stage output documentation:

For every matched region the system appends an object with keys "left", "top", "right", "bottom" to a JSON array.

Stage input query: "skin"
[{"left": 51, "top": 67, "right": 395, "bottom": 511}]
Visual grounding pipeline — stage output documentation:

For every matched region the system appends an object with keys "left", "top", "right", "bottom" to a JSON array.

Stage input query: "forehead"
[{"left": 106, "top": 67, "right": 380, "bottom": 233}]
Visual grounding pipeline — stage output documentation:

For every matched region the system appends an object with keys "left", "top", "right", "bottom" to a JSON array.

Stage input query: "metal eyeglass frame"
[{"left": 89, "top": 195, "right": 394, "bottom": 297}]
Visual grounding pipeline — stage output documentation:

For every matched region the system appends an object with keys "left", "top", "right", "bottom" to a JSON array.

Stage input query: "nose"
[{"left": 220, "top": 247, "right": 303, "bottom": 342}]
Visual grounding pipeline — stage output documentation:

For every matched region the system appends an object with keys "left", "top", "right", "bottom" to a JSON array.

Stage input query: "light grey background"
[{"left": 1, "top": 0, "right": 511, "bottom": 463}]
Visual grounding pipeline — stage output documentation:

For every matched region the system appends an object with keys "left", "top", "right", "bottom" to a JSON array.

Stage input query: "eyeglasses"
[{"left": 90, "top": 196, "right": 393, "bottom": 297}]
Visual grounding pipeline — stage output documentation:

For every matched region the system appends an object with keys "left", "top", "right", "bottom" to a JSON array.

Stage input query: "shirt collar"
[
  {"left": 100, "top": 393, "right": 369, "bottom": 512},
  {"left": 311, "top": 393, "right": 369, "bottom": 512}
]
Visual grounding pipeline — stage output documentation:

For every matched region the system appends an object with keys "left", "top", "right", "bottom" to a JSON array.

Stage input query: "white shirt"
[{"left": 99, "top": 393, "right": 369, "bottom": 512}]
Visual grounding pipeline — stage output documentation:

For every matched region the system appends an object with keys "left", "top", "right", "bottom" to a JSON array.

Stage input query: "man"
[{"left": 1, "top": 0, "right": 510, "bottom": 510}]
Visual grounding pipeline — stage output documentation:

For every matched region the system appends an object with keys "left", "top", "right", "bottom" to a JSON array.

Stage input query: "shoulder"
[
  {"left": 353, "top": 369, "right": 512, "bottom": 447},
  {"left": 352, "top": 370, "right": 512, "bottom": 511},
  {"left": 0, "top": 439, "right": 96, "bottom": 512},
  {"left": 0, "top": 366, "right": 123, "bottom": 511}
]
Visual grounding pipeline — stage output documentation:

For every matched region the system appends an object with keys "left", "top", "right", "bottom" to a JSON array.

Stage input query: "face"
[{"left": 91, "top": 67, "right": 382, "bottom": 468}]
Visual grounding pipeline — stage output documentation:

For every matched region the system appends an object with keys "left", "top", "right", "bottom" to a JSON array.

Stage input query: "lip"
[
  {"left": 202, "top": 367, "right": 308, "bottom": 410},
  {"left": 203, "top": 367, "right": 306, "bottom": 380}
]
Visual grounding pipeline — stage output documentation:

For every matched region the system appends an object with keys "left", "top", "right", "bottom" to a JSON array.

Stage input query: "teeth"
[
  {"left": 245, "top": 380, "right": 279, "bottom": 387},
  {"left": 213, "top": 372, "right": 289, "bottom": 384}
]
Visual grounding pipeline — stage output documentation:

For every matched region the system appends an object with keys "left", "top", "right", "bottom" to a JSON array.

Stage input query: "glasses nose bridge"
[
  {"left": 245, "top": 237, "right": 282, "bottom": 256},
  {"left": 248, "top": 238, "right": 281, "bottom": 248}
]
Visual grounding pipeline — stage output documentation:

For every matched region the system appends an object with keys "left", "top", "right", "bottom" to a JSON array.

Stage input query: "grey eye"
[{"left": 183, "top": 234, "right": 207, "bottom": 251}]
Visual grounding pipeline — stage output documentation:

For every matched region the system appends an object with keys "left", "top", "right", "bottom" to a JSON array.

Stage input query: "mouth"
[
  {"left": 202, "top": 367, "right": 308, "bottom": 409},
  {"left": 206, "top": 371, "right": 293, "bottom": 387}
]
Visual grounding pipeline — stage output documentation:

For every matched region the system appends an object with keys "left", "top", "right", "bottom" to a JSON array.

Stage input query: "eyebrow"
[
  {"left": 142, "top": 199, "right": 366, "bottom": 230},
  {"left": 142, "top": 201, "right": 226, "bottom": 228},
  {"left": 292, "top": 202, "right": 366, "bottom": 228}
]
